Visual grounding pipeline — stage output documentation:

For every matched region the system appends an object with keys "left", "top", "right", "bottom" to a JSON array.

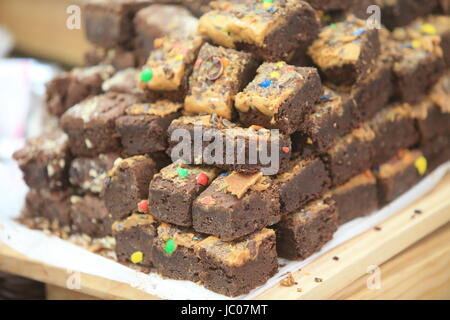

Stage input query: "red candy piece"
[
  {"left": 196, "top": 172, "right": 208, "bottom": 186},
  {"left": 138, "top": 200, "right": 149, "bottom": 213},
  {"left": 282, "top": 147, "right": 290, "bottom": 153}
]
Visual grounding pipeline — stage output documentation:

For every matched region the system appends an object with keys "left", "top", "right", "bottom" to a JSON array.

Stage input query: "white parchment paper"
[{"left": 1, "top": 161, "right": 449, "bottom": 300}]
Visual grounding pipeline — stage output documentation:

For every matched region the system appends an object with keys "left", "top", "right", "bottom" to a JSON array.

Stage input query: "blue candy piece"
[
  {"left": 320, "top": 94, "right": 331, "bottom": 101},
  {"left": 353, "top": 28, "right": 365, "bottom": 37},
  {"left": 259, "top": 79, "right": 272, "bottom": 88}
]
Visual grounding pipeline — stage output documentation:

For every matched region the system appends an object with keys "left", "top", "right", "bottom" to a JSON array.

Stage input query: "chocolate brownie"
[
  {"left": 297, "top": 87, "right": 359, "bottom": 153},
  {"left": 113, "top": 213, "right": 157, "bottom": 270},
  {"left": 369, "top": 104, "right": 419, "bottom": 167},
  {"left": 70, "top": 194, "right": 114, "bottom": 238},
  {"left": 23, "top": 189, "right": 71, "bottom": 227},
  {"left": 168, "top": 115, "right": 292, "bottom": 175},
  {"left": 198, "top": 0, "right": 320, "bottom": 61},
  {"left": 138, "top": 35, "right": 205, "bottom": 102},
  {"left": 235, "top": 63, "right": 322, "bottom": 134},
  {"left": 375, "top": 150, "right": 426, "bottom": 205},
  {"left": 323, "top": 125, "right": 375, "bottom": 187},
  {"left": 102, "top": 68, "right": 145, "bottom": 99},
  {"left": 304, "top": 0, "right": 354, "bottom": 11},
  {"left": 60, "top": 92, "right": 140, "bottom": 157},
  {"left": 152, "top": 224, "right": 278, "bottom": 297},
  {"left": 438, "top": 0, "right": 450, "bottom": 13},
  {"left": 412, "top": 99, "right": 450, "bottom": 143},
  {"left": 133, "top": 4, "right": 198, "bottom": 61},
  {"left": 421, "top": 135, "right": 450, "bottom": 171},
  {"left": 69, "top": 153, "right": 119, "bottom": 194},
  {"left": 328, "top": 171, "right": 378, "bottom": 224},
  {"left": 84, "top": 0, "right": 152, "bottom": 48},
  {"left": 13, "top": 130, "right": 71, "bottom": 190},
  {"left": 45, "top": 65, "right": 115, "bottom": 117},
  {"left": 85, "top": 47, "right": 143, "bottom": 70},
  {"left": 184, "top": 43, "right": 258, "bottom": 119},
  {"left": 308, "top": 15, "right": 380, "bottom": 86},
  {"left": 149, "top": 162, "right": 220, "bottom": 227},
  {"left": 192, "top": 172, "right": 281, "bottom": 240},
  {"left": 275, "top": 197, "right": 338, "bottom": 260},
  {"left": 391, "top": 26, "right": 445, "bottom": 104},
  {"left": 376, "top": 0, "right": 439, "bottom": 29},
  {"left": 115, "top": 101, "right": 182, "bottom": 156},
  {"left": 103, "top": 155, "right": 159, "bottom": 220},
  {"left": 274, "top": 155, "right": 330, "bottom": 214}
]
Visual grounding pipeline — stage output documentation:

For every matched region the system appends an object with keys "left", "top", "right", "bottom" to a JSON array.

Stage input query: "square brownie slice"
[
  {"left": 23, "top": 189, "right": 72, "bottom": 227},
  {"left": 375, "top": 149, "right": 426, "bottom": 205},
  {"left": 421, "top": 135, "right": 450, "bottom": 171},
  {"left": 115, "top": 101, "right": 182, "bottom": 156},
  {"left": 70, "top": 194, "right": 114, "bottom": 238},
  {"left": 377, "top": 0, "right": 438, "bottom": 29},
  {"left": 328, "top": 171, "right": 378, "bottom": 224},
  {"left": 198, "top": 0, "right": 320, "bottom": 61},
  {"left": 13, "top": 130, "right": 71, "bottom": 190},
  {"left": 412, "top": 99, "right": 450, "bottom": 143},
  {"left": 308, "top": 15, "right": 380, "bottom": 86},
  {"left": 274, "top": 155, "right": 330, "bottom": 214},
  {"left": 138, "top": 35, "right": 205, "bottom": 102},
  {"left": 192, "top": 172, "right": 281, "bottom": 240},
  {"left": 103, "top": 155, "right": 159, "bottom": 220},
  {"left": 235, "top": 63, "right": 322, "bottom": 134},
  {"left": 149, "top": 162, "right": 220, "bottom": 227},
  {"left": 69, "top": 153, "right": 119, "bottom": 194},
  {"left": 184, "top": 43, "right": 258, "bottom": 119},
  {"left": 60, "top": 92, "right": 140, "bottom": 157},
  {"left": 113, "top": 213, "right": 158, "bottom": 271},
  {"left": 46, "top": 65, "right": 115, "bottom": 117},
  {"left": 275, "top": 197, "right": 338, "bottom": 260}
]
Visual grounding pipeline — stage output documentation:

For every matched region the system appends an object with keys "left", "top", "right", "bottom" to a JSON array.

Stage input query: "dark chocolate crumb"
[
  {"left": 332, "top": 256, "right": 339, "bottom": 261},
  {"left": 414, "top": 209, "right": 422, "bottom": 214},
  {"left": 374, "top": 226, "right": 382, "bottom": 231},
  {"left": 314, "top": 277, "right": 323, "bottom": 283}
]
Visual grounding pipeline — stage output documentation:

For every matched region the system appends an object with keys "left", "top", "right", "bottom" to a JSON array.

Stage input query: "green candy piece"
[
  {"left": 263, "top": 0, "right": 273, "bottom": 2},
  {"left": 330, "top": 23, "right": 337, "bottom": 29},
  {"left": 165, "top": 238, "right": 175, "bottom": 255},
  {"left": 140, "top": 68, "right": 153, "bottom": 83},
  {"left": 177, "top": 167, "right": 189, "bottom": 178}
]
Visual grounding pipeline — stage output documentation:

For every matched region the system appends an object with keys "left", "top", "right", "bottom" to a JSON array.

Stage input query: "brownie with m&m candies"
[
  {"left": 138, "top": 35, "right": 205, "bottom": 102},
  {"left": 192, "top": 171, "right": 281, "bottom": 240},
  {"left": 235, "top": 63, "right": 322, "bottom": 135},
  {"left": 115, "top": 101, "right": 182, "bottom": 156},
  {"left": 375, "top": 150, "right": 427, "bottom": 205},
  {"left": 149, "top": 162, "right": 220, "bottom": 227},
  {"left": 184, "top": 43, "right": 258, "bottom": 119},
  {"left": 421, "top": 135, "right": 450, "bottom": 172},
  {"left": 275, "top": 197, "right": 338, "bottom": 260},
  {"left": 308, "top": 15, "right": 380, "bottom": 86},
  {"left": 198, "top": 0, "right": 320, "bottom": 61},
  {"left": 45, "top": 65, "right": 115, "bottom": 117},
  {"left": 113, "top": 213, "right": 158, "bottom": 271}
]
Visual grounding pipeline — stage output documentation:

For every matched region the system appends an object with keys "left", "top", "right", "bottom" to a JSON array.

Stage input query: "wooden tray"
[{"left": 1, "top": 172, "right": 450, "bottom": 300}]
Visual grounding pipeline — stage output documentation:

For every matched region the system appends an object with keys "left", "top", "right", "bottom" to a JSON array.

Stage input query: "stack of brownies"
[{"left": 13, "top": 0, "right": 450, "bottom": 297}]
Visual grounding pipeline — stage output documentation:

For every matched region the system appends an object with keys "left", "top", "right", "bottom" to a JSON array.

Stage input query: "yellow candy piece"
[
  {"left": 411, "top": 40, "right": 421, "bottom": 49},
  {"left": 270, "top": 71, "right": 281, "bottom": 79},
  {"left": 131, "top": 251, "right": 143, "bottom": 264},
  {"left": 276, "top": 62, "right": 285, "bottom": 68},
  {"left": 421, "top": 24, "right": 436, "bottom": 35},
  {"left": 263, "top": 2, "right": 272, "bottom": 9},
  {"left": 175, "top": 54, "right": 184, "bottom": 61},
  {"left": 414, "top": 156, "right": 427, "bottom": 176}
]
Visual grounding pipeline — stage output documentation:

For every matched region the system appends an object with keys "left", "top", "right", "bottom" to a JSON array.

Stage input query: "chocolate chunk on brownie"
[
  {"left": 184, "top": 43, "right": 258, "bottom": 119},
  {"left": 235, "top": 63, "right": 322, "bottom": 134},
  {"left": 84, "top": 0, "right": 152, "bottom": 48},
  {"left": 60, "top": 92, "right": 140, "bottom": 157},
  {"left": 421, "top": 135, "right": 450, "bottom": 171},
  {"left": 375, "top": 150, "right": 426, "bottom": 205},
  {"left": 377, "top": 0, "right": 438, "bottom": 29},
  {"left": 70, "top": 194, "right": 114, "bottom": 238},
  {"left": 192, "top": 172, "right": 281, "bottom": 240},
  {"left": 149, "top": 162, "right": 220, "bottom": 227},
  {"left": 113, "top": 213, "right": 157, "bottom": 270},
  {"left": 13, "top": 130, "right": 71, "bottom": 190},
  {"left": 298, "top": 87, "right": 359, "bottom": 153},
  {"left": 199, "top": 0, "right": 320, "bottom": 61},
  {"left": 102, "top": 68, "right": 145, "bottom": 99},
  {"left": 274, "top": 155, "right": 330, "bottom": 214},
  {"left": 328, "top": 171, "right": 378, "bottom": 224},
  {"left": 275, "top": 197, "right": 338, "bottom": 260},
  {"left": 115, "top": 101, "right": 182, "bottom": 156},
  {"left": 45, "top": 65, "right": 115, "bottom": 117},
  {"left": 134, "top": 4, "right": 198, "bottom": 61},
  {"left": 24, "top": 189, "right": 71, "bottom": 227},
  {"left": 103, "top": 155, "right": 159, "bottom": 220},
  {"left": 308, "top": 15, "right": 380, "bottom": 86},
  {"left": 168, "top": 115, "right": 292, "bottom": 175},
  {"left": 138, "top": 35, "right": 204, "bottom": 102},
  {"left": 323, "top": 125, "right": 375, "bottom": 187},
  {"left": 391, "top": 26, "right": 445, "bottom": 104},
  {"left": 369, "top": 104, "right": 419, "bottom": 167},
  {"left": 69, "top": 153, "right": 119, "bottom": 194}
]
